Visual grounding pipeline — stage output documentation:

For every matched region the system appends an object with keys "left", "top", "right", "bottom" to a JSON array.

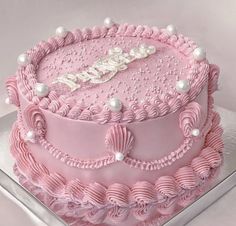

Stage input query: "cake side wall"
[{"left": 16, "top": 83, "right": 208, "bottom": 186}]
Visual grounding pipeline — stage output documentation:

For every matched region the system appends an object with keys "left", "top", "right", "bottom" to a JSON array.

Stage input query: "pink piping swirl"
[
  {"left": 16, "top": 23, "right": 210, "bottom": 124},
  {"left": 208, "top": 64, "right": 220, "bottom": 94},
  {"left": 107, "top": 183, "right": 130, "bottom": 207},
  {"left": 105, "top": 124, "right": 135, "bottom": 157},
  {"left": 23, "top": 104, "right": 47, "bottom": 137},
  {"left": 174, "top": 166, "right": 198, "bottom": 190},
  {"left": 18, "top": 107, "right": 211, "bottom": 170},
  {"left": 5, "top": 76, "right": 20, "bottom": 107},
  {"left": 179, "top": 102, "right": 204, "bottom": 137}
]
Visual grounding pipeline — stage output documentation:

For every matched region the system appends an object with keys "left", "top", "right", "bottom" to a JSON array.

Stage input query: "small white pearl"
[
  {"left": 115, "top": 152, "right": 124, "bottom": 161},
  {"left": 166, "top": 24, "right": 177, "bottom": 35},
  {"left": 55, "top": 26, "right": 68, "bottom": 38},
  {"left": 35, "top": 83, "right": 49, "bottom": 97},
  {"left": 193, "top": 47, "right": 206, "bottom": 61},
  {"left": 104, "top": 17, "right": 115, "bottom": 28},
  {"left": 108, "top": 98, "right": 122, "bottom": 112},
  {"left": 176, "top": 80, "right": 190, "bottom": 93},
  {"left": 5, "top": 97, "right": 11, "bottom": 105},
  {"left": 26, "top": 130, "right": 36, "bottom": 142},
  {"left": 17, "top": 54, "right": 30, "bottom": 66},
  {"left": 192, "top": 129, "right": 200, "bottom": 137}
]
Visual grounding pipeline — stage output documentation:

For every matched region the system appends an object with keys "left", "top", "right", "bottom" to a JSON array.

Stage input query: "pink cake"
[{"left": 5, "top": 19, "right": 224, "bottom": 226}]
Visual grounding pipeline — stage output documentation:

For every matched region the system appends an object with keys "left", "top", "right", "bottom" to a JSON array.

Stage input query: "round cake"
[{"left": 5, "top": 18, "right": 224, "bottom": 226}]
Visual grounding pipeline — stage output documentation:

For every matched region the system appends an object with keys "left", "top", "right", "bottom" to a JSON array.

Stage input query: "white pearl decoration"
[
  {"left": 192, "top": 129, "right": 200, "bottom": 137},
  {"left": 108, "top": 98, "right": 122, "bottom": 112},
  {"left": 26, "top": 130, "right": 36, "bottom": 143},
  {"left": 103, "top": 17, "right": 115, "bottom": 28},
  {"left": 176, "top": 80, "right": 190, "bottom": 93},
  {"left": 17, "top": 54, "right": 30, "bottom": 66},
  {"left": 166, "top": 24, "right": 177, "bottom": 35},
  {"left": 5, "top": 97, "right": 11, "bottom": 105},
  {"left": 34, "top": 83, "right": 49, "bottom": 97},
  {"left": 55, "top": 26, "right": 68, "bottom": 38},
  {"left": 115, "top": 152, "right": 124, "bottom": 161},
  {"left": 193, "top": 47, "right": 206, "bottom": 61}
]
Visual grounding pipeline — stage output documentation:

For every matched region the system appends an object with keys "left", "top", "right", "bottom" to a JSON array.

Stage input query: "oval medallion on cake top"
[{"left": 6, "top": 18, "right": 223, "bottom": 226}]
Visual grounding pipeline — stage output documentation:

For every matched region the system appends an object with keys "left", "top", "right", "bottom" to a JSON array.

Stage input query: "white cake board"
[{"left": 0, "top": 107, "right": 235, "bottom": 226}]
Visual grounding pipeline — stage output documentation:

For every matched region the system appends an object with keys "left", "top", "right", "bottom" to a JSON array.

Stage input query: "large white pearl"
[
  {"left": 166, "top": 24, "right": 177, "bottom": 35},
  {"left": 35, "top": 83, "right": 49, "bottom": 97},
  {"left": 108, "top": 98, "right": 122, "bottom": 112},
  {"left": 26, "top": 130, "right": 36, "bottom": 143},
  {"left": 193, "top": 47, "right": 206, "bottom": 61},
  {"left": 192, "top": 129, "right": 200, "bottom": 137},
  {"left": 5, "top": 97, "right": 11, "bottom": 105},
  {"left": 55, "top": 26, "right": 68, "bottom": 38},
  {"left": 104, "top": 17, "right": 115, "bottom": 28},
  {"left": 176, "top": 80, "right": 190, "bottom": 93},
  {"left": 115, "top": 152, "right": 124, "bottom": 161},
  {"left": 17, "top": 53, "right": 30, "bottom": 66}
]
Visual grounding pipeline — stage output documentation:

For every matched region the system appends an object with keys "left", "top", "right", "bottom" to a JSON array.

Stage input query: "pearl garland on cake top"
[
  {"left": 55, "top": 26, "right": 68, "bottom": 38},
  {"left": 176, "top": 80, "right": 190, "bottom": 93},
  {"left": 193, "top": 47, "right": 206, "bottom": 61},
  {"left": 103, "top": 17, "right": 115, "bottom": 28},
  {"left": 166, "top": 24, "right": 177, "bottom": 35},
  {"left": 108, "top": 98, "right": 123, "bottom": 112},
  {"left": 34, "top": 83, "right": 49, "bottom": 97},
  {"left": 17, "top": 54, "right": 30, "bottom": 66}
]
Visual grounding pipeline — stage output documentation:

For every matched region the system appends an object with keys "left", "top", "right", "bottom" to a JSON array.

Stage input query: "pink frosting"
[
  {"left": 23, "top": 104, "right": 47, "bottom": 137},
  {"left": 179, "top": 102, "right": 204, "bottom": 137},
  {"left": 208, "top": 64, "right": 220, "bottom": 94},
  {"left": 5, "top": 76, "right": 20, "bottom": 106},
  {"left": 15, "top": 23, "right": 210, "bottom": 124},
  {"left": 7, "top": 22, "right": 223, "bottom": 226},
  {"left": 105, "top": 124, "right": 135, "bottom": 156},
  {"left": 9, "top": 106, "right": 223, "bottom": 224}
]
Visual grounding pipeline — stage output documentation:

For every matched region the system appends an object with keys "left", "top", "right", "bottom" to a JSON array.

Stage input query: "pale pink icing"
[
  {"left": 16, "top": 106, "right": 212, "bottom": 171},
  {"left": 15, "top": 23, "right": 209, "bottom": 123},
  {"left": 14, "top": 83, "right": 209, "bottom": 190},
  {"left": 105, "top": 124, "right": 135, "bottom": 156},
  {"left": 6, "top": 22, "right": 224, "bottom": 226},
  {"left": 23, "top": 104, "right": 47, "bottom": 137},
  {"left": 208, "top": 64, "right": 220, "bottom": 94},
  {"left": 179, "top": 102, "right": 204, "bottom": 137},
  {"left": 10, "top": 107, "right": 223, "bottom": 225},
  {"left": 5, "top": 76, "right": 20, "bottom": 107}
]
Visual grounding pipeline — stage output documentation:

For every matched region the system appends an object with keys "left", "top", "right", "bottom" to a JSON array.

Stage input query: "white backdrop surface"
[{"left": 0, "top": 0, "right": 236, "bottom": 111}]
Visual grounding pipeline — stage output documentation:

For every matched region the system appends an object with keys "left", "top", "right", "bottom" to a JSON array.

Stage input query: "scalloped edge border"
[
  {"left": 16, "top": 23, "right": 209, "bottom": 124},
  {"left": 10, "top": 110, "right": 223, "bottom": 224}
]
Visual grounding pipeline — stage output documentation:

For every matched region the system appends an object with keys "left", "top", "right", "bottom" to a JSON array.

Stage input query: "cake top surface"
[
  {"left": 16, "top": 21, "right": 209, "bottom": 124},
  {"left": 38, "top": 37, "right": 189, "bottom": 106}
]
